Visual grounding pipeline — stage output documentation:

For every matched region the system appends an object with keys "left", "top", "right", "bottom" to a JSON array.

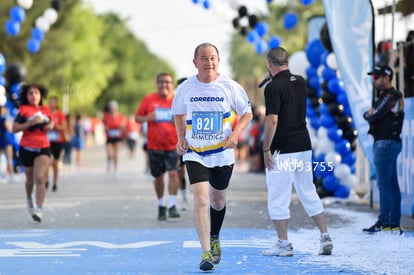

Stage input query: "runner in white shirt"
[{"left": 172, "top": 43, "right": 252, "bottom": 272}]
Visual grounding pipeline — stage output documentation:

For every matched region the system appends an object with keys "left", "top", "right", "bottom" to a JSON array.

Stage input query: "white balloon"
[
  {"left": 317, "top": 65, "right": 325, "bottom": 78},
  {"left": 310, "top": 134, "right": 319, "bottom": 150},
  {"left": 334, "top": 164, "right": 352, "bottom": 181},
  {"left": 35, "top": 16, "right": 50, "bottom": 33},
  {"left": 342, "top": 174, "right": 358, "bottom": 188},
  {"left": 325, "top": 151, "right": 342, "bottom": 167},
  {"left": 317, "top": 127, "right": 328, "bottom": 139},
  {"left": 17, "top": 0, "right": 33, "bottom": 10},
  {"left": 318, "top": 138, "right": 335, "bottom": 154},
  {"left": 326, "top": 53, "right": 338, "bottom": 70},
  {"left": 0, "top": 95, "right": 6, "bottom": 106},
  {"left": 0, "top": 85, "right": 5, "bottom": 96},
  {"left": 289, "top": 51, "right": 309, "bottom": 78},
  {"left": 44, "top": 8, "right": 58, "bottom": 25}
]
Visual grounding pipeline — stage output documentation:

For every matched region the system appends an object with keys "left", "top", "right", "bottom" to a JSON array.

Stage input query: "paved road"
[{"left": 0, "top": 144, "right": 412, "bottom": 274}]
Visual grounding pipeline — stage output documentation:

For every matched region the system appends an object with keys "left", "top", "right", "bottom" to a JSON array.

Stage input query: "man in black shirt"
[
  {"left": 363, "top": 64, "right": 404, "bottom": 234},
  {"left": 261, "top": 47, "right": 333, "bottom": 257}
]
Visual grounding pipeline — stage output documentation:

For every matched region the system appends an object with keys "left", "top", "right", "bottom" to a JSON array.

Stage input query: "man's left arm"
[
  {"left": 262, "top": 114, "right": 278, "bottom": 170},
  {"left": 364, "top": 93, "right": 397, "bottom": 123},
  {"left": 223, "top": 112, "right": 252, "bottom": 149}
]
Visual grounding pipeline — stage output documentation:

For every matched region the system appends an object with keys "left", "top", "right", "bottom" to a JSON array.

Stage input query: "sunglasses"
[{"left": 372, "top": 74, "right": 382, "bottom": 80}]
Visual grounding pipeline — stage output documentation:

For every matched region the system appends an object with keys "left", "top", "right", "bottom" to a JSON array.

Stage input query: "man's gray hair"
[{"left": 267, "top": 47, "right": 289, "bottom": 66}]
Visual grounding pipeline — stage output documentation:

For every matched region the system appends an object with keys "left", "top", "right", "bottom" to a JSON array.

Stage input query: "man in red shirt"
[{"left": 135, "top": 73, "right": 180, "bottom": 220}]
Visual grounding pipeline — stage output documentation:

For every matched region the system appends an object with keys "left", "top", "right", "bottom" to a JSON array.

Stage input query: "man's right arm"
[{"left": 174, "top": 114, "right": 187, "bottom": 155}]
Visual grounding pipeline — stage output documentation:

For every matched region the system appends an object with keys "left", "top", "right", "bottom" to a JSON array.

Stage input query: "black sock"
[{"left": 210, "top": 205, "right": 226, "bottom": 237}]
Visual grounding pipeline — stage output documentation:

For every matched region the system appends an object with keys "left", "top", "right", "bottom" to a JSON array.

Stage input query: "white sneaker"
[
  {"left": 27, "top": 198, "right": 35, "bottom": 216},
  {"left": 319, "top": 235, "right": 333, "bottom": 255},
  {"left": 32, "top": 209, "right": 42, "bottom": 223},
  {"left": 262, "top": 242, "right": 294, "bottom": 257}
]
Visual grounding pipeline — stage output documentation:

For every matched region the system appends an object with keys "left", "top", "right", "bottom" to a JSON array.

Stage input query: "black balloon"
[
  {"left": 309, "top": 97, "right": 320, "bottom": 109},
  {"left": 51, "top": 0, "right": 62, "bottom": 11},
  {"left": 248, "top": 14, "right": 258, "bottom": 28},
  {"left": 320, "top": 23, "right": 333, "bottom": 52},
  {"left": 328, "top": 103, "right": 344, "bottom": 116},
  {"left": 6, "top": 62, "right": 27, "bottom": 85},
  {"left": 321, "top": 90, "right": 336, "bottom": 104},
  {"left": 343, "top": 129, "right": 358, "bottom": 143},
  {"left": 240, "top": 26, "right": 248, "bottom": 36},
  {"left": 337, "top": 116, "right": 353, "bottom": 131},
  {"left": 238, "top": 6, "right": 248, "bottom": 18},
  {"left": 232, "top": 17, "right": 240, "bottom": 29}
]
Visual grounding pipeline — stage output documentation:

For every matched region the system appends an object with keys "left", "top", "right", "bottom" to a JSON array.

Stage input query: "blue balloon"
[
  {"left": 320, "top": 114, "right": 335, "bottom": 128},
  {"left": 202, "top": 0, "right": 210, "bottom": 9},
  {"left": 327, "top": 127, "right": 343, "bottom": 142},
  {"left": 5, "top": 20, "right": 20, "bottom": 36},
  {"left": 246, "top": 30, "right": 259, "bottom": 44},
  {"left": 318, "top": 164, "right": 333, "bottom": 178},
  {"left": 319, "top": 103, "right": 329, "bottom": 115},
  {"left": 11, "top": 83, "right": 21, "bottom": 94},
  {"left": 302, "top": 0, "right": 316, "bottom": 5},
  {"left": 31, "top": 27, "right": 45, "bottom": 41},
  {"left": 256, "top": 40, "right": 268, "bottom": 55},
  {"left": 310, "top": 117, "right": 320, "bottom": 129},
  {"left": 27, "top": 39, "right": 41, "bottom": 54},
  {"left": 284, "top": 12, "right": 298, "bottom": 30},
  {"left": 255, "top": 22, "right": 269, "bottom": 37},
  {"left": 337, "top": 93, "right": 348, "bottom": 106},
  {"left": 10, "top": 6, "right": 26, "bottom": 23},
  {"left": 306, "top": 39, "right": 325, "bottom": 67},
  {"left": 0, "top": 53, "right": 6, "bottom": 74},
  {"left": 322, "top": 67, "right": 337, "bottom": 82},
  {"left": 0, "top": 76, "right": 6, "bottom": 86},
  {"left": 335, "top": 139, "right": 351, "bottom": 156},
  {"left": 268, "top": 36, "right": 281, "bottom": 49},
  {"left": 306, "top": 66, "right": 317, "bottom": 78},
  {"left": 327, "top": 78, "right": 342, "bottom": 94},
  {"left": 192, "top": 0, "right": 200, "bottom": 4},
  {"left": 322, "top": 175, "right": 340, "bottom": 191},
  {"left": 306, "top": 105, "right": 317, "bottom": 119},
  {"left": 342, "top": 152, "right": 356, "bottom": 166},
  {"left": 334, "top": 185, "right": 350, "bottom": 198},
  {"left": 308, "top": 76, "right": 320, "bottom": 90}
]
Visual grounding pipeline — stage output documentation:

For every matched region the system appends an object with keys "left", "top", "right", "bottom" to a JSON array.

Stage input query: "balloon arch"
[{"left": 1, "top": 0, "right": 357, "bottom": 199}]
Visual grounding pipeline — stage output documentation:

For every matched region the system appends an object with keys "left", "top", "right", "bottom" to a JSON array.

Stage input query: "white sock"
[
  {"left": 320, "top": 232, "right": 330, "bottom": 238},
  {"left": 158, "top": 198, "right": 165, "bottom": 207},
  {"left": 278, "top": 240, "right": 289, "bottom": 247},
  {"left": 168, "top": 195, "right": 177, "bottom": 208}
]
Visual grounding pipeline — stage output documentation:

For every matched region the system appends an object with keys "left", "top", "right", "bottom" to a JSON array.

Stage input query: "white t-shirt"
[{"left": 172, "top": 74, "right": 252, "bottom": 167}]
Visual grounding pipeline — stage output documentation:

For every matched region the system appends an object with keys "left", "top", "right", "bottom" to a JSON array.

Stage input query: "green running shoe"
[
  {"left": 158, "top": 206, "right": 167, "bottom": 221},
  {"left": 199, "top": 251, "right": 215, "bottom": 271},
  {"left": 210, "top": 236, "right": 221, "bottom": 264},
  {"left": 168, "top": 205, "right": 180, "bottom": 218}
]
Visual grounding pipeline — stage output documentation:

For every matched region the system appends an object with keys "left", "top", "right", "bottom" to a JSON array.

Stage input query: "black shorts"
[
  {"left": 19, "top": 147, "right": 51, "bottom": 167},
  {"left": 148, "top": 150, "right": 180, "bottom": 178},
  {"left": 127, "top": 139, "right": 137, "bottom": 150},
  {"left": 50, "top": 142, "right": 64, "bottom": 159},
  {"left": 107, "top": 137, "right": 123, "bottom": 144},
  {"left": 185, "top": 161, "right": 233, "bottom": 190}
]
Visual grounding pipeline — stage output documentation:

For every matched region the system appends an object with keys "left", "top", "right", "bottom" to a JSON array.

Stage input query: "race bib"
[
  {"left": 47, "top": 131, "right": 59, "bottom": 142},
  {"left": 128, "top": 132, "right": 138, "bottom": 140},
  {"left": 108, "top": 129, "right": 121, "bottom": 138},
  {"left": 155, "top": 108, "right": 173, "bottom": 122},
  {"left": 192, "top": 111, "right": 223, "bottom": 135}
]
